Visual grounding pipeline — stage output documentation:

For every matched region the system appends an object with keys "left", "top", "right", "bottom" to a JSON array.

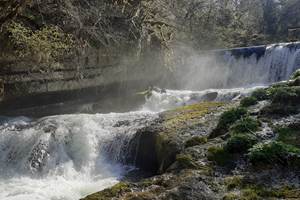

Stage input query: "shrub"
[
  {"left": 230, "top": 117, "right": 261, "bottom": 134},
  {"left": 6, "top": 21, "right": 75, "bottom": 62},
  {"left": 176, "top": 154, "right": 198, "bottom": 169},
  {"left": 225, "top": 134, "right": 258, "bottom": 153},
  {"left": 291, "top": 69, "right": 300, "bottom": 80},
  {"left": 207, "top": 146, "right": 234, "bottom": 166},
  {"left": 210, "top": 107, "right": 248, "bottom": 138},
  {"left": 240, "top": 96, "right": 258, "bottom": 107},
  {"left": 224, "top": 176, "right": 243, "bottom": 190},
  {"left": 270, "top": 87, "right": 300, "bottom": 106},
  {"left": 248, "top": 141, "right": 300, "bottom": 167},
  {"left": 261, "top": 104, "right": 298, "bottom": 116},
  {"left": 185, "top": 136, "right": 207, "bottom": 148},
  {"left": 276, "top": 125, "right": 300, "bottom": 148},
  {"left": 251, "top": 88, "right": 268, "bottom": 101}
]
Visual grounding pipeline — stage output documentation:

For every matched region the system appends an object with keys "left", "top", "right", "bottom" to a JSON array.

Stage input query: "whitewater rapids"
[{"left": 0, "top": 86, "right": 263, "bottom": 200}]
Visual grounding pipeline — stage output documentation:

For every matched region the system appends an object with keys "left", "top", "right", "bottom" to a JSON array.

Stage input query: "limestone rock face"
[{"left": 0, "top": 0, "right": 180, "bottom": 116}]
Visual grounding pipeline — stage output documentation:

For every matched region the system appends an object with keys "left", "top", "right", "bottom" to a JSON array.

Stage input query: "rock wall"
[{"left": 0, "top": 0, "right": 178, "bottom": 116}]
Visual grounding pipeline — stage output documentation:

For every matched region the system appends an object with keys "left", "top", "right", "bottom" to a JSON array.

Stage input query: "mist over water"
[{"left": 172, "top": 43, "right": 300, "bottom": 90}]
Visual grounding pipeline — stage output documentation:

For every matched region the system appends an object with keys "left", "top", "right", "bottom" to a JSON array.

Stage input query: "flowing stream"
[{"left": 0, "top": 42, "right": 300, "bottom": 200}]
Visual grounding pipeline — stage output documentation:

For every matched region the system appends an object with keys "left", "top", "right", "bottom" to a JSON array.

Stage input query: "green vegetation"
[
  {"left": 291, "top": 69, "right": 300, "bottom": 80},
  {"left": 224, "top": 176, "right": 243, "bottom": 190},
  {"left": 262, "top": 86, "right": 300, "bottom": 116},
  {"left": 251, "top": 88, "right": 268, "bottom": 101},
  {"left": 230, "top": 117, "right": 261, "bottom": 134},
  {"left": 163, "top": 102, "right": 224, "bottom": 132},
  {"left": 185, "top": 136, "right": 207, "bottom": 148},
  {"left": 5, "top": 21, "right": 75, "bottom": 62},
  {"left": 83, "top": 182, "right": 130, "bottom": 200},
  {"left": 210, "top": 107, "right": 247, "bottom": 138},
  {"left": 226, "top": 134, "right": 258, "bottom": 153},
  {"left": 276, "top": 124, "right": 300, "bottom": 148},
  {"left": 175, "top": 154, "right": 198, "bottom": 169},
  {"left": 207, "top": 146, "right": 234, "bottom": 166},
  {"left": 240, "top": 96, "right": 258, "bottom": 107},
  {"left": 224, "top": 185, "right": 300, "bottom": 200},
  {"left": 248, "top": 141, "right": 300, "bottom": 167}
]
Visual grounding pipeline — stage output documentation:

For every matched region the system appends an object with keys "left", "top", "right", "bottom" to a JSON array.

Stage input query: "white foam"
[{"left": 0, "top": 112, "right": 157, "bottom": 200}]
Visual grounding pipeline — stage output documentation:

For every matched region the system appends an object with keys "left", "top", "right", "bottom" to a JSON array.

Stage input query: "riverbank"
[{"left": 82, "top": 70, "right": 300, "bottom": 200}]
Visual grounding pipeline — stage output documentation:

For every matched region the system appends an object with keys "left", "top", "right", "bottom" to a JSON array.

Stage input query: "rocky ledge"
[{"left": 82, "top": 70, "right": 300, "bottom": 200}]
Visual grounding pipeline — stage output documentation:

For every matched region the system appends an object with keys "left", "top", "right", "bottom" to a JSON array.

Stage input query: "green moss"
[
  {"left": 261, "top": 104, "right": 298, "bottom": 116},
  {"left": 224, "top": 176, "right": 243, "bottom": 190},
  {"left": 248, "top": 141, "right": 300, "bottom": 167},
  {"left": 230, "top": 117, "right": 261, "bottom": 134},
  {"left": 164, "top": 102, "right": 224, "bottom": 131},
  {"left": 224, "top": 185, "right": 300, "bottom": 200},
  {"left": 210, "top": 107, "right": 248, "bottom": 138},
  {"left": 185, "top": 136, "right": 207, "bottom": 148},
  {"left": 124, "top": 191, "right": 156, "bottom": 200},
  {"left": 271, "top": 86, "right": 300, "bottom": 106},
  {"left": 82, "top": 182, "right": 130, "bottom": 200},
  {"left": 291, "top": 69, "right": 300, "bottom": 80},
  {"left": 175, "top": 154, "right": 198, "bottom": 169},
  {"left": 225, "top": 134, "right": 258, "bottom": 153},
  {"left": 242, "top": 185, "right": 300, "bottom": 199},
  {"left": 276, "top": 124, "right": 300, "bottom": 148},
  {"left": 240, "top": 96, "right": 258, "bottom": 107},
  {"left": 223, "top": 193, "right": 239, "bottom": 200},
  {"left": 207, "top": 146, "right": 234, "bottom": 166},
  {"left": 241, "top": 188, "right": 261, "bottom": 200},
  {"left": 251, "top": 88, "right": 268, "bottom": 101}
]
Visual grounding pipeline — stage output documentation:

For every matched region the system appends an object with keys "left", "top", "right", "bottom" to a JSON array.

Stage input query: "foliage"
[
  {"left": 210, "top": 107, "right": 247, "bottom": 138},
  {"left": 291, "top": 69, "right": 300, "bottom": 80},
  {"left": 276, "top": 124, "right": 300, "bottom": 148},
  {"left": 224, "top": 176, "right": 243, "bottom": 190},
  {"left": 240, "top": 96, "right": 258, "bottom": 107},
  {"left": 6, "top": 22, "right": 75, "bottom": 62},
  {"left": 207, "top": 146, "right": 234, "bottom": 166},
  {"left": 175, "top": 154, "right": 198, "bottom": 169},
  {"left": 271, "top": 86, "right": 300, "bottom": 106},
  {"left": 251, "top": 88, "right": 268, "bottom": 101},
  {"left": 248, "top": 141, "right": 300, "bottom": 167},
  {"left": 230, "top": 117, "right": 261, "bottom": 134},
  {"left": 185, "top": 136, "right": 207, "bottom": 148},
  {"left": 225, "top": 134, "right": 258, "bottom": 153}
]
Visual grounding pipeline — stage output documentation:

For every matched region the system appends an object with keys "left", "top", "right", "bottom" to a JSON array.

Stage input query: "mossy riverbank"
[{"left": 82, "top": 71, "right": 300, "bottom": 200}]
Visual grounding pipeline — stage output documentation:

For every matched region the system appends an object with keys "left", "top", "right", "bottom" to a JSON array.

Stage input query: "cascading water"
[
  {"left": 1, "top": 42, "right": 300, "bottom": 200},
  {"left": 174, "top": 42, "right": 300, "bottom": 90},
  {"left": 0, "top": 112, "right": 157, "bottom": 200}
]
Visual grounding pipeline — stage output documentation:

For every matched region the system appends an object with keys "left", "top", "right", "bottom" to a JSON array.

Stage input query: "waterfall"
[
  {"left": 174, "top": 42, "right": 300, "bottom": 90},
  {"left": 0, "top": 112, "right": 157, "bottom": 200}
]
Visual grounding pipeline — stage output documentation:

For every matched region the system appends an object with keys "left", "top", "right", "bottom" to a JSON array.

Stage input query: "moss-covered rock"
[
  {"left": 175, "top": 154, "right": 198, "bottom": 169},
  {"left": 276, "top": 123, "right": 300, "bottom": 148},
  {"left": 291, "top": 69, "right": 300, "bottom": 80},
  {"left": 81, "top": 182, "right": 130, "bottom": 200},
  {"left": 248, "top": 141, "right": 300, "bottom": 167},
  {"left": 240, "top": 96, "right": 258, "bottom": 107},
  {"left": 129, "top": 102, "right": 224, "bottom": 173},
  {"left": 251, "top": 88, "right": 268, "bottom": 101},
  {"left": 210, "top": 107, "right": 248, "bottom": 138},
  {"left": 230, "top": 117, "right": 261, "bottom": 135},
  {"left": 185, "top": 136, "right": 208, "bottom": 148},
  {"left": 207, "top": 146, "right": 235, "bottom": 167},
  {"left": 225, "top": 134, "right": 258, "bottom": 153}
]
